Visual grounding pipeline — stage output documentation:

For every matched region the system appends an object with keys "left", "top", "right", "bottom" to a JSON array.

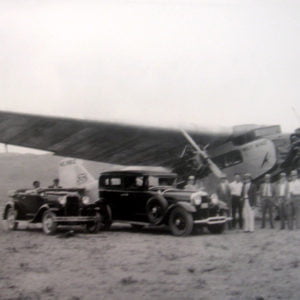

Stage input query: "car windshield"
[{"left": 148, "top": 176, "right": 176, "bottom": 187}]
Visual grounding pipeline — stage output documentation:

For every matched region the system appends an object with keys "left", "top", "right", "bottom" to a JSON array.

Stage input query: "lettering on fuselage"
[{"left": 77, "top": 173, "right": 88, "bottom": 185}]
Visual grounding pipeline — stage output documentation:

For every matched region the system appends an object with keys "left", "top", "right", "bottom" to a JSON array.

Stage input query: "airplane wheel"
[
  {"left": 42, "top": 210, "right": 57, "bottom": 235},
  {"left": 168, "top": 207, "right": 193, "bottom": 236},
  {"left": 6, "top": 207, "right": 18, "bottom": 230}
]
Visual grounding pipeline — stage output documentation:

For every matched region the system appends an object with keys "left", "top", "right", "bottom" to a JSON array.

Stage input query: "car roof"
[{"left": 100, "top": 170, "right": 177, "bottom": 177}]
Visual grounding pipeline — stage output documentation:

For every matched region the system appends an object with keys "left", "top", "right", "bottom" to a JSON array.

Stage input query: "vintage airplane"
[{"left": 0, "top": 110, "right": 299, "bottom": 191}]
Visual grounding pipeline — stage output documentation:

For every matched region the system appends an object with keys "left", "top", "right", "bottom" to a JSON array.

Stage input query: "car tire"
[
  {"left": 168, "top": 207, "right": 193, "bottom": 236},
  {"left": 42, "top": 210, "right": 57, "bottom": 235},
  {"left": 6, "top": 207, "right": 18, "bottom": 230},
  {"left": 100, "top": 204, "right": 112, "bottom": 230},
  {"left": 86, "top": 212, "right": 101, "bottom": 233},
  {"left": 207, "top": 224, "right": 225, "bottom": 234},
  {"left": 146, "top": 196, "right": 167, "bottom": 225}
]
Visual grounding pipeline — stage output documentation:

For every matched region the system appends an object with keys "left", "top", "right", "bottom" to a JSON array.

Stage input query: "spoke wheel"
[
  {"left": 42, "top": 210, "right": 57, "bottom": 235},
  {"left": 6, "top": 207, "right": 18, "bottom": 230},
  {"left": 168, "top": 207, "right": 193, "bottom": 236}
]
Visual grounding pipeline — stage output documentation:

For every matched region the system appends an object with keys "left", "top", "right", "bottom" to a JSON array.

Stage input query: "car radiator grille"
[{"left": 65, "top": 197, "right": 80, "bottom": 216}]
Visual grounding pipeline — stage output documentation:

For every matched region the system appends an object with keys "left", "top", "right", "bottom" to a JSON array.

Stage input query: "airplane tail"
[{"left": 58, "top": 158, "right": 98, "bottom": 202}]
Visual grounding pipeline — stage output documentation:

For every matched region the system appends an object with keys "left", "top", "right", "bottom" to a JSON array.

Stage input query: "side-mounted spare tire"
[{"left": 146, "top": 196, "right": 168, "bottom": 225}]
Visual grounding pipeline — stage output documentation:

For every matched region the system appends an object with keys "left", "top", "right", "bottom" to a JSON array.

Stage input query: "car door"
[
  {"left": 123, "top": 175, "right": 150, "bottom": 222},
  {"left": 16, "top": 193, "right": 45, "bottom": 219},
  {"left": 101, "top": 176, "right": 129, "bottom": 220}
]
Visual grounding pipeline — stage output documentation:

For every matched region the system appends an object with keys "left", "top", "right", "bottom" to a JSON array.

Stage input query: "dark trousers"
[
  {"left": 279, "top": 201, "right": 293, "bottom": 230},
  {"left": 261, "top": 198, "right": 274, "bottom": 228},
  {"left": 231, "top": 195, "right": 243, "bottom": 229}
]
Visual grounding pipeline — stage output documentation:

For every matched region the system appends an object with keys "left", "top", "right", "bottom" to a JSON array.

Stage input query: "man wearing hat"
[
  {"left": 217, "top": 175, "right": 232, "bottom": 229},
  {"left": 184, "top": 175, "right": 197, "bottom": 191},
  {"left": 241, "top": 173, "right": 257, "bottom": 232},
  {"left": 276, "top": 172, "right": 291, "bottom": 230},
  {"left": 289, "top": 170, "right": 300, "bottom": 229},
  {"left": 259, "top": 173, "right": 276, "bottom": 229}
]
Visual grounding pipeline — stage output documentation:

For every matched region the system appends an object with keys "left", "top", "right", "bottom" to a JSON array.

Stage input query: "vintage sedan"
[
  {"left": 3, "top": 188, "right": 101, "bottom": 235},
  {"left": 98, "top": 170, "right": 230, "bottom": 236}
]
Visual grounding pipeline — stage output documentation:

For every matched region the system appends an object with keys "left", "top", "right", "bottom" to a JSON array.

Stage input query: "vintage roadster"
[
  {"left": 98, "top": 169, "right": 231, "bottom": 236},
  {"left": 3, "top": 188, "right": 101, "bottom": 235}
]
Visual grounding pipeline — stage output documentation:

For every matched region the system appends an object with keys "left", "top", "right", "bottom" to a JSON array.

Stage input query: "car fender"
[
  {"left": 3, "top": 200, "right": 15, "bottom": 219},
  {"left": 31, "top": 204, "right": 54, "bottom": 223},
  {"left": 167, "top": 202, "right": 196, "bottom": 214}
]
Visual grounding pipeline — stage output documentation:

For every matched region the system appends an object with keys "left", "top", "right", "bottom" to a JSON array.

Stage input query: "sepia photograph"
[{"left": 0, "top": 1, "right": 299, "bottom": 299}]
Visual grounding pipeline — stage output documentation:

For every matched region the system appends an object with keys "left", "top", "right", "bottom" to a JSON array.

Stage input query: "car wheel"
[
  {"left": 146, "top": 197, "right": 167, "bottom": 225},
  {"left": 42, "top": 210, "right": 57, "bottom": 235},
  {"left": 100, "top": 205, "right": 112, "bottom": 230},
  {"left": 6, "top": 207, "right": 18, "bottom": 230},
  {"left": 168, "top": 207, "right": 193, "bottom": 236},
  {"left": 86, "top": 212, "right": 101, "bottom": 233},
  {"left": 207, "top": 224, "right": 225, "bottom": 234}
]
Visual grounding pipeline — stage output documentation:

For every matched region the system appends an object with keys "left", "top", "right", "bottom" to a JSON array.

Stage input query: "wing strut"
[{"left": 180, "top": 129, "right": 225, "bottom": 178}]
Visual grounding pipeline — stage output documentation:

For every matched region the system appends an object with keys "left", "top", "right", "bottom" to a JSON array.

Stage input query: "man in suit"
[
  {"left": 217, "top": 175, "right": 232, "bottom": 229},
  {"left": 242, "top": 173, "right": 257, "bottom": 233},
  {"left": 276, "top": 172, "right": 292, "bottom": 230},
  {"left": 289, "top": 169, "right": 300, "bottom": 229},
  {"left": 259, "top": 173, "right": 276, "bottom": 229},
  {"left": 229, "top": 173, "right": 243, "bottom": 229}
]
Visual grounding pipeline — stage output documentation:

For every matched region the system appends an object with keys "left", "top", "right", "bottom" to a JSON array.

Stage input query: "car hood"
[{"left": 162, "top": 189, "right": 196, "bottom": 201}]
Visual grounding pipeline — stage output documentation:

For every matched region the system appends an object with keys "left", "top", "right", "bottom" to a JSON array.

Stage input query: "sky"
[{"left": 1, "top": 0, "right": 300, "bottom": 153}]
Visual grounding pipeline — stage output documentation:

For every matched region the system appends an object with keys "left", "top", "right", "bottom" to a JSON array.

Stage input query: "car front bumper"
[{"left": 193, "top": 216, "right": 232, "bottom": 225}]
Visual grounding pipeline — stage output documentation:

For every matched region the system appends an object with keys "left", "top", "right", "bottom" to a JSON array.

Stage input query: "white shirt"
[
  {"left": 243, "top": 182, "right": 251, "bottom": 198},
  {"left": 279, "top": 183, "right": 286, "bottom": 197},
  {"left": 230, "top": 181, "right": 243, "bottom": 196},
  {"left": 262, "top": 183, "right": 272, "bottom": 197},
  {"left": 289, "top": 179, "right": 300, "bottom": 195}
]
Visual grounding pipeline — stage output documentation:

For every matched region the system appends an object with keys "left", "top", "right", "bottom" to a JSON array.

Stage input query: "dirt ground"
[{"left": 0, "top": 221, "right": 299, "bottom": 300}]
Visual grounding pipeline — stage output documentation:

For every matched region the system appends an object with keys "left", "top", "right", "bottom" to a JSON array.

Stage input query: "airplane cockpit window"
[
  {"left": 232, "top": 132, "right": 256, "bottom": 146},
  {"left": 212, "top": 150, "right": 243, "bottom": 169}
]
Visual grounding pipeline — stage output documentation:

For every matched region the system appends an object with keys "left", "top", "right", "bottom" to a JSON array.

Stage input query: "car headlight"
[
  {"left": 58, "top": 196, "right": 67, "bottom": 206},
  {"left": 190, "top": 192, "right": 202, "bottom": 206},
  {"left": 82, "top": 196, "right": 91, "bottom": 205}
]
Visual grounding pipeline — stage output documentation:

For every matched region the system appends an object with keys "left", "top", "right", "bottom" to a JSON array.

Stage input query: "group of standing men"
[
  {"left": 217, "top": 173, "right": 256, "bottom": 232},
  {"left": 217, "top": 170, "right": 300, "bottom": 232},
  {"left": 185, "top": 169, "right": 300, "bottom": 232}
]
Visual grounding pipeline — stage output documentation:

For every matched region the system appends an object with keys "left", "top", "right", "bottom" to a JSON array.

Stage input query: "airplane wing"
[{"left": 0, "top": 111, "right": 230, "bottom": 170}]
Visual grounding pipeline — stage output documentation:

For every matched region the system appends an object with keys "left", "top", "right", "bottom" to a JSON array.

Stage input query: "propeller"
[{"left": 180, "top": 129, "right": 225, "bottom": 178}]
